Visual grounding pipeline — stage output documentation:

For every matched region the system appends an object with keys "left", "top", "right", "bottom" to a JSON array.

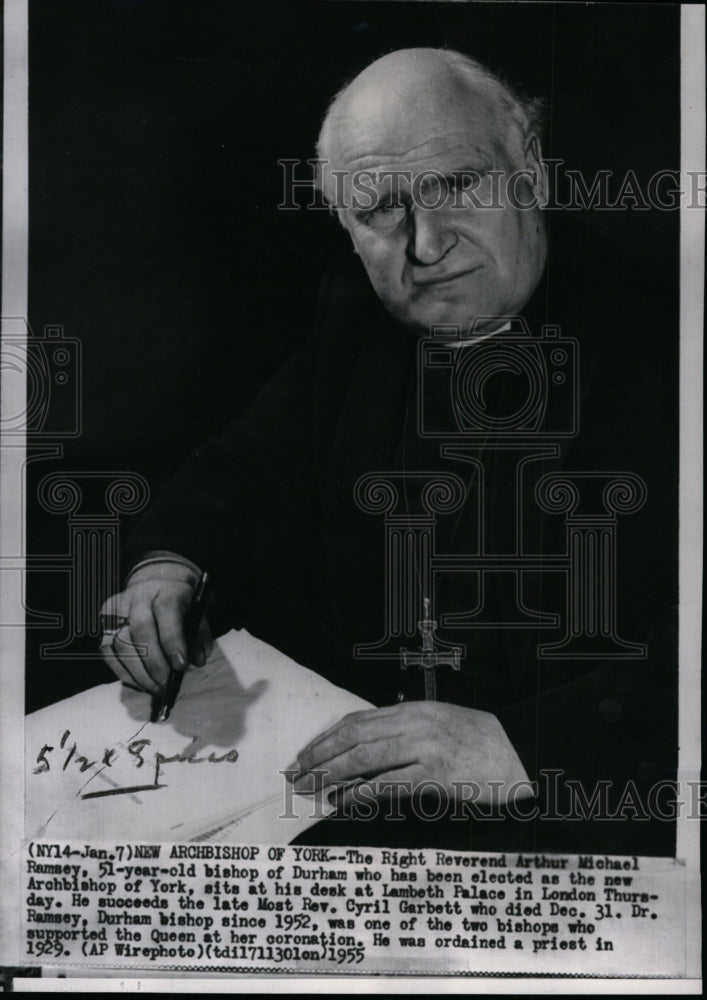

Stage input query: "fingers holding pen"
[
  {"left": 151, "top": 587, "right": 192, "bottom": 673},
  {"left": 98, "top": 593, "right": 157, "bottom": 692},
  {"left": 99, "top": 577, "right": 197, "bottom": 693},
  {"left": 125, "top": 601, "right": 173, "bottom": 693}
]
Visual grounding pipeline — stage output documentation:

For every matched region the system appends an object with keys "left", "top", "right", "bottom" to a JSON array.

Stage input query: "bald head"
[
  {"left": 317, "top": 48, "right": 542, "bottom": 202},
  {"left": 314, "top": 48, "right": 548, "bottom": 335}
]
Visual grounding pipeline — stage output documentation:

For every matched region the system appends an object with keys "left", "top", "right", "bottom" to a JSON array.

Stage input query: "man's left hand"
[{"left": 292, "top": 702, "right": 533, "bottom": 809}]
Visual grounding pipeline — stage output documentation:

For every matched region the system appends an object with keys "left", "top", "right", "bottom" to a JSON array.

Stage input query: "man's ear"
[{"left": 525, "top": 134, "right": 549, "bottom": 208}]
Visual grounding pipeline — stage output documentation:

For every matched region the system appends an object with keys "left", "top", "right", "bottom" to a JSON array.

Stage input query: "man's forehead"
[
  {"left": 337, "top": 128, "right": 494, "bottom": 166},
  {"left": 328, "top": 81, "right": 504, "bottom": 176}
]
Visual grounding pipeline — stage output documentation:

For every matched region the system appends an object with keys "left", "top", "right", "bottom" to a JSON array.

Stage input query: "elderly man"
[{"left": 101, "top": 49, "right": 676, "bottom": 853}]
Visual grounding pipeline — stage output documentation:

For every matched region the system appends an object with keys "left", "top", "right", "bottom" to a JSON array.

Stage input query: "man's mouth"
[{"left": 413, "top": 266, "right": 480, "bottom": 287}]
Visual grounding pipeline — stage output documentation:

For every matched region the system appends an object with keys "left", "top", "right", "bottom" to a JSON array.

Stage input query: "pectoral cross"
[{"left": 401, "top": 597, "right": 462, "bottom": 700}]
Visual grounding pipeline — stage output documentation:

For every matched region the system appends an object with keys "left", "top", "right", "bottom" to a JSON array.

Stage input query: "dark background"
[{"left": 25, "top": 1, "right": 680, "bottom": 711}]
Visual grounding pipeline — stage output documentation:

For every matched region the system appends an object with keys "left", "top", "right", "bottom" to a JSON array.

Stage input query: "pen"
[{"left": 156, "top": 571, "right": 211, "bottom": 723}]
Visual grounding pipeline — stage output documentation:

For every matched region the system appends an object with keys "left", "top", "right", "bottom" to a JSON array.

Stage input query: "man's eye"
[
  {"left": 446, "top": 169, "right": 491, "bottom": 197},
  {"left": 364, "top": 203, "right": 406, "bottom": 227}
]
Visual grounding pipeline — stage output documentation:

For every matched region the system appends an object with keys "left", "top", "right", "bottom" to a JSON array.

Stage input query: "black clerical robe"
[{"left": 124, "top": 239, "right": 678, "bottom": 856}]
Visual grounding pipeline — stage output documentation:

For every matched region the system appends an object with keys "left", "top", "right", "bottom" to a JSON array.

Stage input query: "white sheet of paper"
[{"left": 25, "top": 629, "right": 372, "bottom": 843}]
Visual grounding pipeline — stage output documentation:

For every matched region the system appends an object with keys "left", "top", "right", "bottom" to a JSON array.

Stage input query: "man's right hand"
[{"left": 99, "top": 559, "right": 213, "bottom": 695}]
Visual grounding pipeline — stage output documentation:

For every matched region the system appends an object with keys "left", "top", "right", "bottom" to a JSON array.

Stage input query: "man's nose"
[{"left": 406, "top": 207, "right": 457, "bottom": 265}]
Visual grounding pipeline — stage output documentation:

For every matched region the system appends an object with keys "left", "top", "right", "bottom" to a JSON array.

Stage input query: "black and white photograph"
[{"left": 0, "top": 0, "right": 702, "bottom": 990}]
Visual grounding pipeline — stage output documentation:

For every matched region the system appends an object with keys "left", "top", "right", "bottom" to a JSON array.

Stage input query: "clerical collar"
[{"left": 443, "top": 320, "right": 513, "bottom": 348}]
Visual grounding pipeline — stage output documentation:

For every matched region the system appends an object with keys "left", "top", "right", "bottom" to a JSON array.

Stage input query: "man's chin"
[{"left": 390, "top": 303, "right": 487, "bottom": 338}]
